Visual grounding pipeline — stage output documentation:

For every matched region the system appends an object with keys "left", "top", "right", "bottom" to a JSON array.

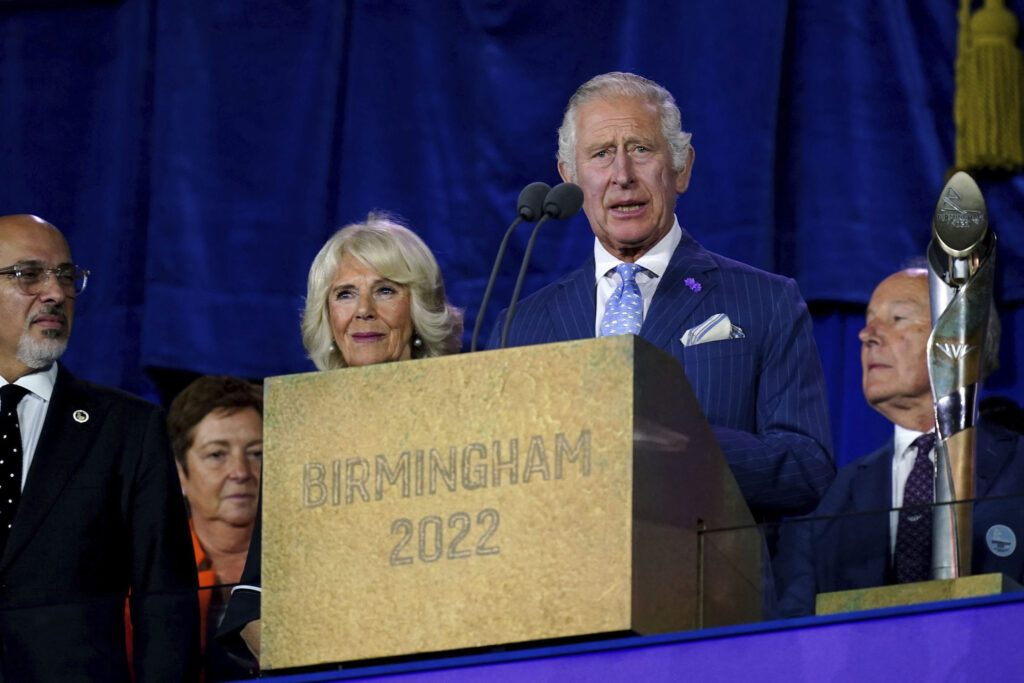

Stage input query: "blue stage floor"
[{"left": 248, "top": 591, "right": 1024, "bottom": 682}]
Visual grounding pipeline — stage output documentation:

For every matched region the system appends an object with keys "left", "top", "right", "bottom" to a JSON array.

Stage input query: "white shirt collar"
[
  {"left": 1, "top": 362, "right": 58, "bottom": 403},
  {"left": 593, "top": 216, "right": 682, "bottom": 278},
  {"left": 897, "top": 423, "right": 929, "bottom": 462},
  {"left": 893, "top": 423, "right": 930, "bottom": 463}
]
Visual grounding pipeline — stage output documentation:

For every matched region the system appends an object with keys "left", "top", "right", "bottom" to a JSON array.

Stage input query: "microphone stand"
[
  {"left": 500, "top": 214, "right": 553, "bottom": 348},
  {"left": 499, "top": 182, "right": 584, "bottom": 348},
  {"left": 469, "top": 182, "right": 550, "bottom": 351}
]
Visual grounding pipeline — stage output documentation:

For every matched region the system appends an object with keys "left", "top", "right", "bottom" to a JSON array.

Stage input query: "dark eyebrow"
[
  {"left": 14, "top": 260, "right": 75, "bottom": 270},
  {"left": 197, "top": 438, "right": 232, "bottom": 448}
]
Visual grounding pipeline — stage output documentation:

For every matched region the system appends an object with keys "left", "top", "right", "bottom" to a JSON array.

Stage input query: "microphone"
[
  {"left": 517, "top": 181, "right": 550, "bottom": 222},
  {"left": 469, "top": 182, "right": 551, "bottom": 351},
  {"left": 499, "top": 182, "right": 584, "bottom": 348},
  {"left": 542, "top": 182, "right": 584, "bottom": 219}
]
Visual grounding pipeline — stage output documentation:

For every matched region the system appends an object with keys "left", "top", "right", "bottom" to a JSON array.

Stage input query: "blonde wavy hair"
[{"left": 301, "top": 214, "right": 463, "bottom": 370}]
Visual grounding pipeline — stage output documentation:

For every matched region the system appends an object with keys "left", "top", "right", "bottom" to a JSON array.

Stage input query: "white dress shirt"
[
  {"left": 593, "top": 217, "right": 682, "bottom": 336},
  {"left": 0, "top": 363, "right": 58, "bottom": 490},
  {"left": 889, "top": 423, "right": 937, "bottom": 557}
]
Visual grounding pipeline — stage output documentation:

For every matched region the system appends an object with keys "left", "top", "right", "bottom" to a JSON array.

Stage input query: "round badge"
[
  {"left": 72, "top": 409, "right": 89, "bottom": 424},
  {"left": 985, "top": 524, "right": 1016, "bottom": 558}
]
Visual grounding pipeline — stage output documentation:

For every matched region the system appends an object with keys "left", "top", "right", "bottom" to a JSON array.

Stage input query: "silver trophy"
[{"left": 926, "top": 171, "right": 996, "bottom": 580}]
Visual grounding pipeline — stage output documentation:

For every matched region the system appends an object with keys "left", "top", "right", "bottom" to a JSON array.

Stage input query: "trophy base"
[{"left": 815, "top": 573, "right": 1022, "bottom": 616}]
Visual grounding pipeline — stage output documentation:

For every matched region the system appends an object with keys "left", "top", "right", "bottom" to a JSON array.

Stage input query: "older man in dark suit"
[
  {"left": 489, "top": 72, "right": 834, "bottom": 517},
  {"left": 774, "top": 268, "right": 1024, "bottom": 617},
  {"left": 0, "top": 214, "right": 199, "bottom": 681}
]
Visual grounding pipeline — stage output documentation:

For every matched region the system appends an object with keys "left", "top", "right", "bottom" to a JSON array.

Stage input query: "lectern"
[{"left": 260, "top": 336, "right": 761, "bottom": 670}]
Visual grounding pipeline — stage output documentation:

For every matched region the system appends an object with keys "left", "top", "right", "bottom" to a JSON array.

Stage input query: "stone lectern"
[{"left": 260, "top": 335, "right": 761, "bottom": 670}]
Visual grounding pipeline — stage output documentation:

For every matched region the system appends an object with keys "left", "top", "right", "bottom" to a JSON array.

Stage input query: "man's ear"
[
  {"left": 558, "top": 160, "right": 573, "bottom": 184},
  {"left": 675, "top": 145, "right": 695, "bottom": 194}
]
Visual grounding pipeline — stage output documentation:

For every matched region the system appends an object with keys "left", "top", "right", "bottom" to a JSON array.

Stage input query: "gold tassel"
[{"left": 954, "top": 0, "right": 1024, "bottom": 173}]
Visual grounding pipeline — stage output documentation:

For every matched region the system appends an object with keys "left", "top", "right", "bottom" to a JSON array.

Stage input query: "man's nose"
[
  {"left": 37, "top": 270, "right": 67, "bottom": 304},
  {"left": 611, "top": 151, "right": 634, "bottom": 186},
  {"left": 858, "top": 323, "right": 881, "bottom": 345}
]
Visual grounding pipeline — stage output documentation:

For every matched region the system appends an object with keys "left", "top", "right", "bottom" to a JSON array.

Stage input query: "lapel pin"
[
  {"left": 684, "top": 277, "right": 702, "bottom": 292},
  {"left": 73, "top": 410, "right": 89, "bottom": 424},
  {"left": 986, "top": 524, "right": 1016, "bottom": 557}
]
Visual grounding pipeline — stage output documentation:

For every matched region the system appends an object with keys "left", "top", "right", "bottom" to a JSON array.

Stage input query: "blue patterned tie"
[
  {"left": 895, "top": 432, "right": 937, "bottom": 583},
  {"left": 600, "top": 263, "right": 644, "bottom": 336}
]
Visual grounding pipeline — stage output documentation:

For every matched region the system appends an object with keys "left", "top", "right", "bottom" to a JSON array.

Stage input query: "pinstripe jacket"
[{"left": 488, "top": 228, "right": 835, "bottom": 517}]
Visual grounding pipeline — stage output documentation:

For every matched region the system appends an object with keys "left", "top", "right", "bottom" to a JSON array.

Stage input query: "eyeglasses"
[{"left": 0, "top": 263, "right": 90, "bottom": 296}]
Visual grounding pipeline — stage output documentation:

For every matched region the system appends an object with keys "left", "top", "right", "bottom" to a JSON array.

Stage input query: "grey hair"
[
  {"left": 16, "top": 334, "right": 67, "bottom": 370},
  {"left": 301, "top": 213, "right": 463, "bottom": 370},
  {"left": 557, "top": 72, "right": 693, "bottom": 181}
]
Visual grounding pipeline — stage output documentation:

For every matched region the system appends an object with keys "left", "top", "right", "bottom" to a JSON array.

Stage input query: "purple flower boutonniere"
[{"left": 684, "top": 277, "right": 702, "bottom": 292}]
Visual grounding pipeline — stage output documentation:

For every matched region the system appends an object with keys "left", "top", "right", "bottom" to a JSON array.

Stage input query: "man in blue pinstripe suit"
[{"left": 489, "top": 72, "right": 834, "bottom": 518}]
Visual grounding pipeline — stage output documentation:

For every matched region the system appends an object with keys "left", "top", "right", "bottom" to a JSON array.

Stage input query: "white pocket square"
[{"left": 681, "top": 314, "right": 745, "bottom": 347}]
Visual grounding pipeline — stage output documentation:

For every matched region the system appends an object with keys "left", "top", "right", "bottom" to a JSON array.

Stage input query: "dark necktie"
[
  {"left": 895, "top": 432, "right": 937, "bottom": 583},
  {"left": 600, "top": 263, "right": 644, "bottom": 336},
  {"left": 0, "top": 384, "right": 29, "bottom": 551}
]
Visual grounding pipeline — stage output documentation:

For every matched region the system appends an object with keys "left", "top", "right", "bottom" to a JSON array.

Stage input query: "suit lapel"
[
  {"left": 640, "top": 230, "right": 719, "bottom": 351},
  {"left": 851, "top": 440, "right": 894, "bottom": 513},
  {"left": 975, "top": 425, "right": 1011, "bottom": 498},
  {"left": 1, "top": 365, "right": 104, "bottom": 571},
  {"left": 545, "top": 256, "right": 596, "bottom": 341},
  {"left": 849, "top": 441, "right": 895, "bottom": 580}
]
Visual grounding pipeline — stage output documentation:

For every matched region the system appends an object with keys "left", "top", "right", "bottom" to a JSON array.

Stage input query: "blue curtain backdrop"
[{"left": 2, "top": 0, "right": 1023, "bottom": 467}]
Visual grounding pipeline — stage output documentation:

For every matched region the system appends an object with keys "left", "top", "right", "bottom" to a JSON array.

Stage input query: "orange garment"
[{"left": 192, "top": 520, "right": 216, "bottom": 653}]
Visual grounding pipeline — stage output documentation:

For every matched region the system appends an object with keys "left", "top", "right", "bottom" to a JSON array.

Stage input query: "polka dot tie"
[
  {"left": 600, "top": 263, "right": 644, "bottom": 337},
  {"left": 895, "top": 432, "right": 937, "bottom": 583},
  {"left": 0, "top": 384, "right": 28, "bottom": 550}
]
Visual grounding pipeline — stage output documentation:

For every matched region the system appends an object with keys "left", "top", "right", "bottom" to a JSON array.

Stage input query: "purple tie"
[
  {"left": 0, "top": 384, "right": 28, "bottom": 552},
  {"left": 895, "top": 432, "right": 937, "bottom": 583}
]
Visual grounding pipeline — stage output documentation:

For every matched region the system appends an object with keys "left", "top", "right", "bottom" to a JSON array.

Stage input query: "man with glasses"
[{"left": 0, "top": 214, "right": 199, "bottom": 680}]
